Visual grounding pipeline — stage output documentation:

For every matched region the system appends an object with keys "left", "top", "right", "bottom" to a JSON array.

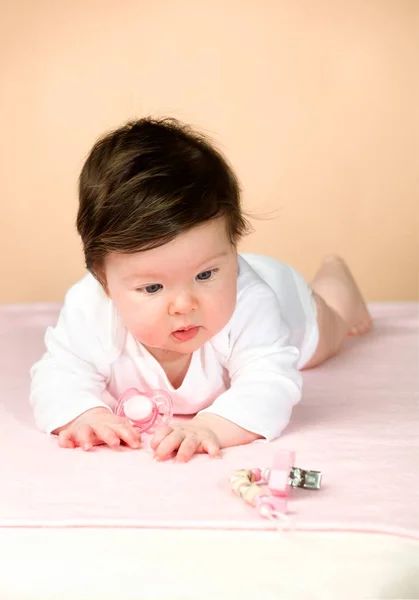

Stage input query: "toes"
[
  {"left": 360, "top": 317, "right": 372, "bottom": 333},
  {"left": 348, "top": 318, "right": 372, "bottom": 337},
  {"left": 364, "top": 319, "right": 373, "bottom": 333}
]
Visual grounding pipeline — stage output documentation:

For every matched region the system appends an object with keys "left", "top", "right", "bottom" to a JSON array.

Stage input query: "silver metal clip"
[{"left": 289, "top": 467, "right": 322, "bottom": 490}]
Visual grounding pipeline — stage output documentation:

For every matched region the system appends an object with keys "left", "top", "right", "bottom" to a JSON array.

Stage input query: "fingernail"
[{"left": 83, "top": 444, "right": 92, "bottom": 451}]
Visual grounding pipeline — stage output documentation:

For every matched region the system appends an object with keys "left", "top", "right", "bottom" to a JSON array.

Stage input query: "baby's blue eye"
[
  {"left": 196, "top": 270, "right": 214, "bottom": 281},
  {"left": 143, "top": 284, "right": 163, "bottom": 294}
]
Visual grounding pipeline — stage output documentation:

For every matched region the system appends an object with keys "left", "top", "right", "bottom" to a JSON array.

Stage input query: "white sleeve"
[
  {"left": 29, "top": 283, "right": 114, "bottom": 434},
  {"left": 200, "top": 283, "right": 302, "bottom": 440}
]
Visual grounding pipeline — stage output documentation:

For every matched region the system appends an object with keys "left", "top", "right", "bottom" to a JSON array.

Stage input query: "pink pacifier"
[{"left": 114, "top": 388, "right": 173, "bottom": 434}]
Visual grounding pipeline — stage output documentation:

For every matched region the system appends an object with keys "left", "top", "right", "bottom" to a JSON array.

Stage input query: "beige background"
[{"left": 1, "top": 0, "right": 418, "bottom": 303}]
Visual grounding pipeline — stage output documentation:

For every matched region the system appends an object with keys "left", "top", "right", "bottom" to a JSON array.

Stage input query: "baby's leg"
[{"left": 304, "top": 256, "right": 372, "bottom": 369}]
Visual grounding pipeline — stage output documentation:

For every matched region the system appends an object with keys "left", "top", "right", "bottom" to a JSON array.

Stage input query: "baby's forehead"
[{"left": 107, "top": 219, "right": 233, "bottom": 279}]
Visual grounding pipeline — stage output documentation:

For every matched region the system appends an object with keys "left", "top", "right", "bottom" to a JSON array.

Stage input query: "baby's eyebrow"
[
  {"left": 123, "top": 251, "right": 230, "bottom": 281},
  {"left": 196, "top": 251, "right": 229, "bottom": 269},
  {"left": 123, "top": 272, "right": 158, "bottom": 282}
]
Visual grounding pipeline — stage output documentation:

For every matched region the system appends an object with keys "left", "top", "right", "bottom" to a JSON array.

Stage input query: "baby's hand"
[
  {"left": 53, "top": 407, "right": 142, "bottom": 451},
  {"left": 150, "top": 417, "right": 221, "bottom": 463}
]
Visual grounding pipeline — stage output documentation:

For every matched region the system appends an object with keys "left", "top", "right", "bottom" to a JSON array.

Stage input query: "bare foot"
[{"left": 312, "top": 255, "right": 372, "bottom": 337}]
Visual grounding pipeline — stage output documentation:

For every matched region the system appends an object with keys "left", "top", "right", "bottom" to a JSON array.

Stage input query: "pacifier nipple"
[
  {"left": 115, "top": 387, "right": 173, "bottom": 434},
  {"left": 123, "top": 395, "right": 154, "bottom": 422}
]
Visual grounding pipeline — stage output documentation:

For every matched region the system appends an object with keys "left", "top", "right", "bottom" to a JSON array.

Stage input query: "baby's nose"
[{"left": 168, "top": 291, "right": 198, "bottom": 315}]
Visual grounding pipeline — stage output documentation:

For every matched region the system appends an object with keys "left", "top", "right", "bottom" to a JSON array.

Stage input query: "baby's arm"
[
  {"left": 199, "top": 283, "right": 302, "bottom": 441},
  {"left": 30, "top": 280, "right": 141, "bottom": 449},
  {"left": 193, "top": 413, "right": 262, "bottom": 445}
]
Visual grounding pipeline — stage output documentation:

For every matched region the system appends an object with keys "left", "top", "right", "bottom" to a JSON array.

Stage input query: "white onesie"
[{"left": 30, "top": 254, "right": 318, "bottom": 440}]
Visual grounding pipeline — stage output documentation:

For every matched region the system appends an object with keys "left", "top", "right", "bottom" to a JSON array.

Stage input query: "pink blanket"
[{"left": 0, "top": 302, "right": 418, "bottom": 538}]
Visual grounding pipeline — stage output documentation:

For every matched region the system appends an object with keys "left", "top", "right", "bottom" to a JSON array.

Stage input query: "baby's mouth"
[{"left": 172, "top": 326, "right": 200, "bottom": 342}]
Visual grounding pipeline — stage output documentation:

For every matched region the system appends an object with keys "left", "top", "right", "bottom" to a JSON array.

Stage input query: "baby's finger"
[
  {"left": 150, "top": 424, "right": 174, "bottom": 451},
  {"left": 201, "top": 438, "right": 221, "bottom": 458},
  {"left": 73, "top": 424, "right": 97, "bottom": 450},
  {"left": 93, "top": 425, "right": 121, "bottom": 448},
  {"left": 114, "top": 424, "right": 141, "bottom": 449},
  {"left": 58, "top": 429, "right": 76, "bottom": 449},
  {"left": 154, "top": 430, "right": 185, "bottom": 460},
  {"left": 176, "top": 435, "right": 201, "bottom": 463}
]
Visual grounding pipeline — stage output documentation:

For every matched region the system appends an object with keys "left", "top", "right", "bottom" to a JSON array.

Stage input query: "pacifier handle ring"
[{"left": 152, "top": 392, "right": 174, "bottom": 423}]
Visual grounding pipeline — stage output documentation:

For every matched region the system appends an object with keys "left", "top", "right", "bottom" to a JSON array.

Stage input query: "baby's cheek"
[
  {"left": 129, "top": 318, "right": 162, "bottom": 346},
  {"left": 132, "top": 308, "right": 169, "bottom": 347},
  {"left": 210, "top": 292, "right": 235, "bottom": 327}
]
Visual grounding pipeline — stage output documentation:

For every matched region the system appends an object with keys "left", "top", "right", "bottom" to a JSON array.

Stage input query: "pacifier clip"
[{"left": 231, "top": 450, "right": 322, "bottom": 521}]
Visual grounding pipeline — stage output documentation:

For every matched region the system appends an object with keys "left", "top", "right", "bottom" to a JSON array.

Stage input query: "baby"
[{"left": 30, "top": 117, "right": 371, "bottom": 462}]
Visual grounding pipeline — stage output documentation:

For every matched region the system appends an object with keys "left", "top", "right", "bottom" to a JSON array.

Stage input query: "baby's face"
[{"left": 103, "top": 218, "right": 238, "bottom": 359}]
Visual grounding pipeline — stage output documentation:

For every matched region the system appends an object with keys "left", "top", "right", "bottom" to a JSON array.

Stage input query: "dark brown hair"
[{"left": 77, "top": 117, "right": 250, "bottom": 276}]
